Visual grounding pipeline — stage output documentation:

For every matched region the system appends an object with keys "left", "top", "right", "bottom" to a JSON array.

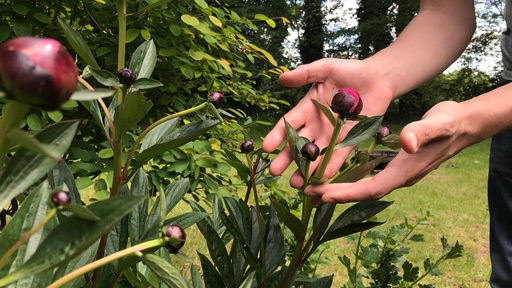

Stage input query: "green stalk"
[
  {"left": 0, "top": 208, "right": 57, "bottom": 270},
  {"left": 0, "top": 101, "right": 30, "bottom": 168},
  {"left": 47, "top": 239, "right": 165, "bottom": 288},
  {"left": 314, "top": 118, "right": 343, "bottom": 180},
  {"left": 116, "top": 0, "right": 127, "bottom": 106},
  {"left": 246, "top": 153, "right": 268, "bottom": 288}
]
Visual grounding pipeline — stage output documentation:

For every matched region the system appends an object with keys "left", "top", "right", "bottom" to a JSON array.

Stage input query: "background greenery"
[{"left": 0, "top": 0, "right": 500, "bottom": 286}]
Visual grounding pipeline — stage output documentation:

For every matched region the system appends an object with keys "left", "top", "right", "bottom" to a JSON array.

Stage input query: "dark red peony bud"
[
  {"left": 330, "top": 88, "right": 363, "bottom": 119},
  {"left": 0, "top": 37, "right": 78, "bottom": 110},
  {"left": 51, "top": 190, "right": 71, "bottom": 207},
  {"left": 208, "top": 91, "right": 224, "bottom": 108},
  {"left": 117, "top": 67, "right": 136, "bottom": 85},
  {"left": 301, "top": 142, "right": 320, "bottom": 161},
  {"left": 376, "top": 125, "right": 391, "bottom": 140},
  {"left": 241, "top": 140, "right": 254, "bottom": 153},
  {"left": 161, "top": 223, "right": 186, "bottom": 253}
]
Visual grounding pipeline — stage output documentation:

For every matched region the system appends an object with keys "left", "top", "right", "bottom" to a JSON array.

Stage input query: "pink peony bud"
[
  {"left": 0, "top": 37, "right": 78, "bottom": 110},
  {"left": 161, "top": 223, "right": 186, "bottom": 253},
  {"left": 208, "top": 91, "right": 224, "bottom": 108},
  {"left": 330, "top": 87, "right": 363, "bottom": 119}
]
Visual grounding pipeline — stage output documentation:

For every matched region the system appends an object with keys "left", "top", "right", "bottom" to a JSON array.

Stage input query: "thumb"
[{"left": 400, "top": 115, "right": 452, "bottom": 154}]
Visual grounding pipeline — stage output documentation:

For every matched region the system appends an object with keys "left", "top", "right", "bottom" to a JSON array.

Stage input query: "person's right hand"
[{"left": 262, "top": 58, "right": 394, "bottom": 187}]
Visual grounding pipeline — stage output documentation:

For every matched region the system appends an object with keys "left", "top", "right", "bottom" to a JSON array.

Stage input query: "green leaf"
[
  {"left": 198, "top": 253, "right": 225, "bottom": 288},
  {"left": 0, "top": 196, "right": 145, "bottom": 286},
  {"left": 129, "top": 40, "right": 157, "bottom": 79},
  {"left": 336, "top": 116, "right": 383, "bottom": 148},
  {"left": 0, "top": 181, "right": 56, "bottom": 277},
  {"left": 181, "top": 14, "right": 200, "bottom": 26},
  {"left": 191, "top": 264, "right": 204, "bottom": 288},
  {"left": 48, "top": 160, "right": 81, "bottom": 203},
  {"left": 264, "top": 206, "right": 285, "bottom": 274},
  {"left": 136, "top": 119, "right": 220, "bottom": 168},
  {"left": 140, "top": 118, "right": 179, "bottom": 152},
  {"left": 33, "top": 12, "right": 52, "bottom": 24},
  {"left": 320, "top": 201, "right": 393, "bottom": 244},
  {"left": 61, "top": 204, "right": 101, "bottom": 222},
  {"left": 164, "top": 211, "right": 209, "bottom": 230},
  {"left": 312, "top": 99, "right": 336, "bottom": 126},
  {"left": 132, "top": 78, "right": 164, "bottom": 90},
  {"left": 142, "top": 254, "right": 189, "bottom": 288},
  {"left": 284, "top": 118, "right": 310, "bottom": 177},
  {"left": 0, "top": 121, "right": 79, "bottom": 210},
  {"left": 7, "top": 128, "right": 61, "bottom": 161},
  {"left": 270, "top": 198, "right": 306, "bottom": 240},
  {"left": 46, "top": 110, "right": 63, "bottom": 122},
  {"left": 305, "top": 275, "right": 334, "bottom": 288},
  {"left": 402, "top": 261, "right": 419, "bottom": 282},
  {"left": 255, "top": 14, "right": 276, "bottom": 28},
  {"left": 70, "top": 89, "right": 116, "bottom": 101},
  {"left": 88, "top": 68, "right": 122, "bottom": 87},
  {"left": 330, "top": 155, "right": 387, "bottom": 184},
  {"left": 57, "top": 18, "right": 99, "bottom": 69},
  {"left": 114, "top": 91, "right": 153, "bottom": 136}
]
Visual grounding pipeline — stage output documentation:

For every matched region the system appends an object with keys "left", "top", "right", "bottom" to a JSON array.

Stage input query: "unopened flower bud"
[
  {"left": 241, "top": 140, "right": 254, "bottom": 153},
  {"left": 330, "top": 88, "right": 363, "bottom": 119},
  {"left": 51, "top": 190, "right": 71, "bottom": 207},
  {"left": 161, "top": 223, "right": 186, "bottom": 253},
  {"left": 301, "top": 142, "right": 320, "bottom": 161},
  {"left": 0, "top": 37, "right": 78, "bottom": 110},
  {"left": 117, "top": 67, "right": 136, "bottom": 85},
  {"left": 208, "top": 91, "right": 224, "bottom": 108}
]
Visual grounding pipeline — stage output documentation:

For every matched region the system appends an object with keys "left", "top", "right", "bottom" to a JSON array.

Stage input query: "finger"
[
  {"left": 279, "top": 59, "right": 334, "bottom": 87},
  {"left": 268, "top": 144, "right": 294, "bottom": 176},
  {"left": 400, "top": 115, "right": 454, "bottom": 154}
]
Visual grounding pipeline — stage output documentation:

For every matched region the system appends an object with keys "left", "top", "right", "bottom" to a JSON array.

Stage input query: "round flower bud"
[
  {"left": 117, "top": 67, "right": 136, "bottom": 85},
  {"left": 51, "top": 190, "right": 71, "bottom": 207},
  {"left": 376, "top": 125, "right": 391, "bottom": 140},
  {"left": 0, "top": 37, "right": 78, "bottom": 110},
  {"left": 330, "top": 88, "right": 363, "bottom": 119},
  {"left": 301, "top": 142, "right": 320, "bottom": 161},
  {"left": 208, "top": 91, "right": 224, "bottom": 108},
  {"left": 241, "top": 140, "right": 254, "bottom": 153},
  {"left": 161, "top": 223, "right": 186, "bottom": 253}
]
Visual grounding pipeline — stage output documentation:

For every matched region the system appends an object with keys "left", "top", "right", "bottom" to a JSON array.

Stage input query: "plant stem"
[
  {"left": 122, "top": 101, "right": 209, "bottom": 181},
  {"left": 48, "top": 239, "right": 165, "bottom": 288},
  {"left": 0, "top": 101, "right": 30, "bottom": 168},
  {"left": 246, "top": 153, "right": 268, "bottom": 288},
  {"left": 0, "top": 208, "right": 57, "bottom": 270},
  {"left": 314, "top": 118, "right": 343, "bottom": 180},
  {"left": 116, "top": 0, "right": 127, "bottom": 106}
]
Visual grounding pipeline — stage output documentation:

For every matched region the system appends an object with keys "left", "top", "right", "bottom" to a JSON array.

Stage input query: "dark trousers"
[{"left": 489, "top": 77, "right": 512, "bottom": 287}]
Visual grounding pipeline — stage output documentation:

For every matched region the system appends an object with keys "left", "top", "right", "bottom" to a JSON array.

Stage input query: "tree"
[{"left": 299, "top": 0, "right": 325, "bottom": 64}]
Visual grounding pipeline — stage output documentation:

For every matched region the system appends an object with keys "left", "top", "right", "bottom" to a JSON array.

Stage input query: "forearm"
[
  {"left": 461, "top": 84, "right": 512, "bottom": 142},
  {"left": 363, "top": 0, "right": 476, "bottom": 98}
]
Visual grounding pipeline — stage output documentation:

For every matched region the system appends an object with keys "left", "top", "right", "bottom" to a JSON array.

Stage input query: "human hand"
[
  {"left": 304, "top": 100, "right": 473, "bottom": 204},
  {"left": 262, "top": 58, "right": 394, "bottom": 187}
]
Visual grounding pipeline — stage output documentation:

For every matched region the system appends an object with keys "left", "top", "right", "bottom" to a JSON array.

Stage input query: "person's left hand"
[{"left": 304, "top": 100, "right": 476, "bottom": 205}]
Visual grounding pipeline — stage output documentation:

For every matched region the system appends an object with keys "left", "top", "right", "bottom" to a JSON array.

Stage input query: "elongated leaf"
[
  {"left": 114, "top": 91, "right": 153, "bottom": 136},
  {"left": 129, "top": 40, "right": 157, "bottom": 79},
  {"left": 0, "top": 121, "right": 79, "bottom": 210},
  {"left": 70, "top": 89, "right": 116, "bottom": 101},
  {"left": 142, "top": 254, "right": 189, "bottom": 288},
  {"left": 264, "top": 207, "right": 285, "bottom": 274},
  {"left": 0, "top": 196, "right": 145, "bottom": 286},
  {"left": 321, "top": 221, "right": 385, "bottom": 244},
  {"left": 136, "top": 119, "right": 220, "bottom": 167},
  {"left": 330, "top": 155, "right": 386, "bottom": 184},
  {"left": 270, "top": 198, "right": 306, "bottom": 240},
  {"left": 191, "top": 264, "right": 204, "bottom": 288},
  {"left": 312, "top": 99, "right": 336, "bottom": 126},
  {"left": 57, "top": 18, "right": 99, "bottom": 69},
  {"left": 88, "top": 68, "right": 121, "bottom": 87},
  {"left": 48, "top": 160, "right": 81, "bottom": 203},
  {"left": 129, "top": 169, "right": 150, "bottom": 243},
  {"left": 284, "top": 118, "right": 310, "bottom": 176},
  {"left": 140, "top": 118, "right": 180, "bottom": 152},
  {"left": 0, "top": 181, "right": 56, "bottom": 277},
  {"left": 61, "top": 204, "right": 101, "bottom": 222},
  {"left": 319, "top": 200, "right": 393, "bottom": 244},
  {"left": 195, "top": 220, "right": 234, "bottom": 286},
  {"left": 164, "top": 211, "right": 209, "bottom": 229},
  {"left": 311, "top": 203, "right": 336, "bottom": 249},
  {"left": 336, "top": 116, "right": 383, "bottom": 148},
  {"left": 7, "top": 128, "right": 61, "bottom": 160},
  {"left": 198, "top": 253, "right": 225, "bottom": 288},
  {"left": 132, "top": 78, "right": 163, "bottom": 90}
]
